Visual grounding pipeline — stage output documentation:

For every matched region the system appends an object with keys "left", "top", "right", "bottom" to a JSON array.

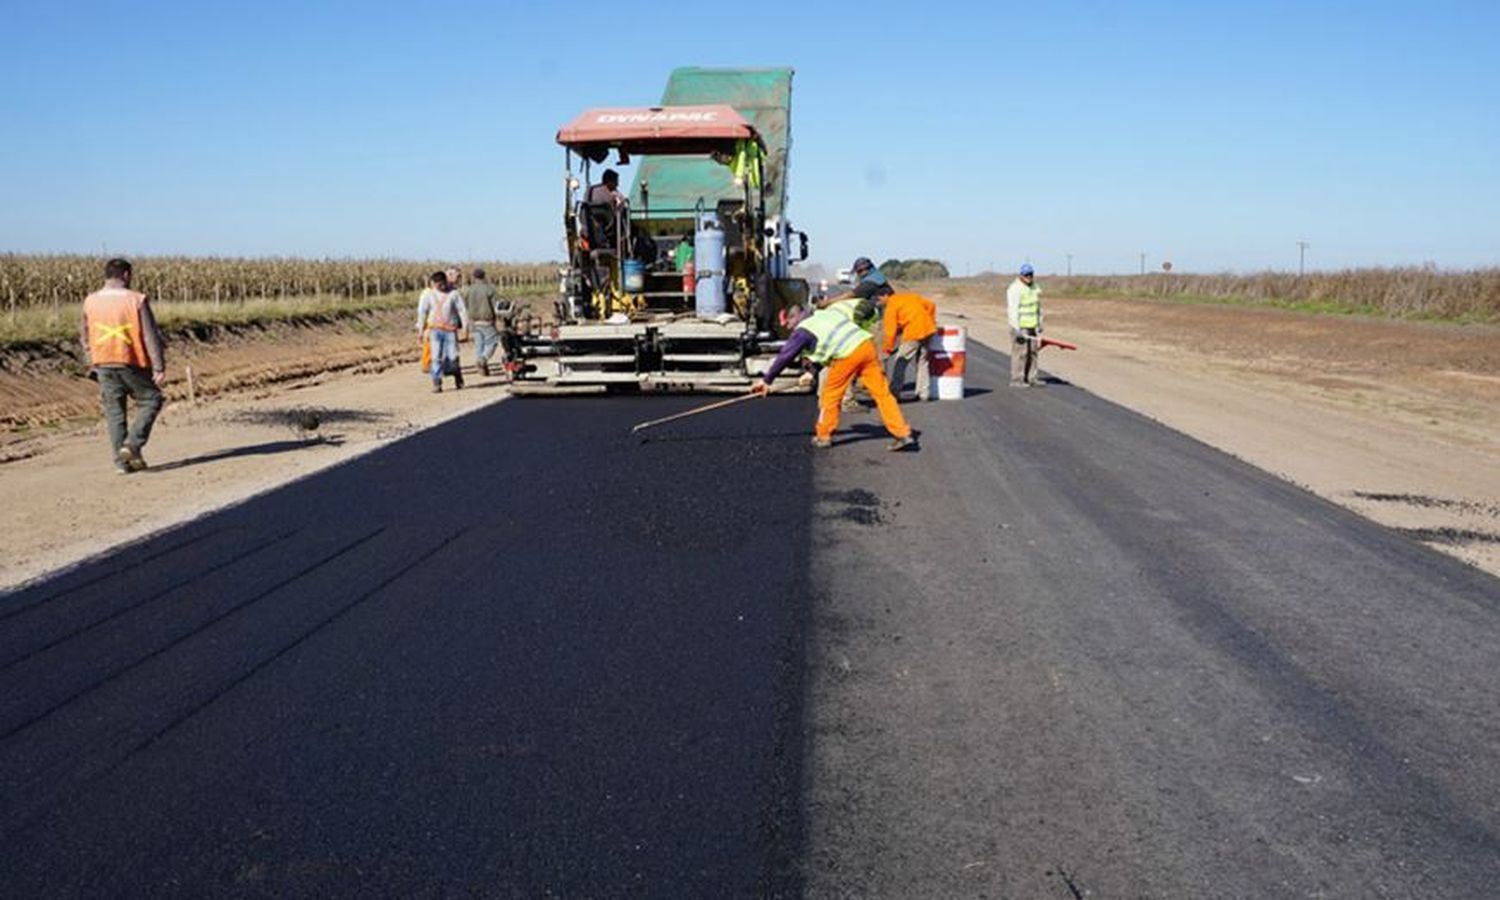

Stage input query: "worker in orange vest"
[
  {"left": 882, "top": 291, "right": 938, "bottom": 401},
  {"left": 80, "top": 258, "right": 167, "bottom": 474}
]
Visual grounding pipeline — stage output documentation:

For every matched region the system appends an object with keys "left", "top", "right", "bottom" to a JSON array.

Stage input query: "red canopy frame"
[{"left": 556, "top": 105, "right": 763, "bottom": 156}]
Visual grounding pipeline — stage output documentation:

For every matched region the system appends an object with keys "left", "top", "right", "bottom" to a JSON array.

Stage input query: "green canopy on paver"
[{"left": 629, "top": 67, "right": 793, "bottom": 220}]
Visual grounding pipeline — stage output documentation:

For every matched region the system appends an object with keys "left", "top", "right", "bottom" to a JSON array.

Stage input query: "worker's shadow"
[
  {"left": 836, "top": 423, "right": 905, "bottom": 446},
  {"left": 152, "top": 436, "right": 345, "bottom": 472}
]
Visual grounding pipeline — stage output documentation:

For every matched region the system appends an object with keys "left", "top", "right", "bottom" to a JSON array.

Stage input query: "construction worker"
[
  {"left": 416, "top": 271, "right": 471, "bottom": 392},
  {"left": 462, "top": 267, "right": 504, "bottom": 377},
  {"left": 818, "top": 257, "right": 892, "bottom": 410},
  {"left": 80, "top": 258, "right": 167, "bottom": 474},
  {"left": 821, "top": 256, "right": 894, "bottom": 308},
  {"left": 883, "top": 291, "right": 938, "bottom": 401},
  {"left": 1006, "top": 263, "right": 1043, "bottom": 386},
  {"left": 754, "top": 306, "right": 917, "bottom": 451}
]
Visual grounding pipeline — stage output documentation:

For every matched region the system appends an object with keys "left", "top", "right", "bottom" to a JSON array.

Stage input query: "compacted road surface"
[{"left": 3, "top": 343, "right": 1498, "bottom": 896}]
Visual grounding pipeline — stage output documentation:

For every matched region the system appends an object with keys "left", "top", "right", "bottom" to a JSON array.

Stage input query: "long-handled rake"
[{"left": 630, "top": 385, "right": 786, "bottom": 435}]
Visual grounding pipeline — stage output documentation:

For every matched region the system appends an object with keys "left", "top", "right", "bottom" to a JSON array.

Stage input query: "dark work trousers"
[
  {"left": 1011, "top": 328, "right": 1041, "bottom": 385},
  {"left": 96, "top": 365, "right": 164, "bottom": 456}
]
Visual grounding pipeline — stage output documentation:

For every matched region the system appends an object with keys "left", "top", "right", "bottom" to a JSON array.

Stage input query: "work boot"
[
  {"left": 887, "top": 434, "right": 918, "bottom": 452},
  {"left": 810, "top": 437, "right": 832, "bottom": 449},
  {"left": 118, "top": 445, "right": 147, "bottom": 471},
  {"left": 454, "top": 371, "right": 465, "bottom": 390}
]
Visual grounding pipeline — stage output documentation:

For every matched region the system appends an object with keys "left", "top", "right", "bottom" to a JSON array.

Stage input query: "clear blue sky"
[{"left": 3, "top": 1, "right": 1496, "bottom": 275}]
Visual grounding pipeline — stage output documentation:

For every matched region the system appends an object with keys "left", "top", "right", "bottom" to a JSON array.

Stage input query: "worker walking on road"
[
  {"left": 417, "top": 271, "right": 471, "bottom": 392},
  {"left": 81, "top": 258, "right": 167, "bottom": 474},
  {"left": 461, "top": 267, "right": 504, "bottom": 377},
  {"left": 1006, "top": 263, "right": 1044, "bottom": 387},
  {"left": 755, "top": 307, "right": 916, "bottom": 451},
  {"left": 882, "top": 291, "right": 938, "bottom": 401}
]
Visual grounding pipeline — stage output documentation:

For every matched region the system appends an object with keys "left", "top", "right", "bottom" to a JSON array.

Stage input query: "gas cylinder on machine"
[{"left": 694, "top": 213, "right": 726, "bottom": 317}]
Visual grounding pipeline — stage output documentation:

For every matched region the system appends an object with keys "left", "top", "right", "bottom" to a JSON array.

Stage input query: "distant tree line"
[{"left": 880, "top": 258, "right": 950, "bottom": 281}]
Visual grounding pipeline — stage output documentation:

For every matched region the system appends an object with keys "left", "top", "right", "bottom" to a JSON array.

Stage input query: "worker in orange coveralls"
[
  {"left": 753, "top": 306, "right": 917, "bottom": 451},
  {"left": 882, "top": 292, "right": 938, "bottom": 401}
]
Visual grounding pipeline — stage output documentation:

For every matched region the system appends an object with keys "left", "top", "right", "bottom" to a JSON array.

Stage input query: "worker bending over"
[
  {"left": 820, "top": 256, "right": 894, "bottom": 308},
  {"left": 821, "top": 257, "right": 892, "bottom": 410},
  {"left": 754, "top": 306, "right": 917, "bottom": 451},
  {"left": 882, "top": 291, "right": 938, "bottom": 401}
]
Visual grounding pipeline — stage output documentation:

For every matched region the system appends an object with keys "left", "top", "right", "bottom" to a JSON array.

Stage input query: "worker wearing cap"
[
  {"left": 822, "top": 256, "right": 894, "bottom": 309},
  {"left": 754, "top": 306, "right": 916, "bottom": 451},
  {"left": 821, "top": 257, "right": 893, "bottom": 409},
  {"left": 882, "top": 291, "right": 938, "bottom": 401},
  {"left": 1006, "top": 264, "right": 1043, "bottom": 387}
]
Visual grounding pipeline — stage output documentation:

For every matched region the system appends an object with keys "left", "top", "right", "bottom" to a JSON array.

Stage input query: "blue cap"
[{"left": 1019, "top": 264, "right": 1035, "bottom": 276}]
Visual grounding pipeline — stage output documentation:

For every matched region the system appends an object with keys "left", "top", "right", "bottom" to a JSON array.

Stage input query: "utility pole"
[
  {"left": 1139, "top": 252, "right": 1146, "bottom": 275},
  {"left": 1297, "top": 241, "right": 1310, "bottom": 277},
  {"left": 1066, "top": 253, "right": 1073, "bottom": 277}
]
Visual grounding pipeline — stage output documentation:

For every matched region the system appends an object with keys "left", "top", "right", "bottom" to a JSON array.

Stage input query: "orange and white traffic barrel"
[{"left": 927, "top": 326, "right": 966, "bottom": 400}]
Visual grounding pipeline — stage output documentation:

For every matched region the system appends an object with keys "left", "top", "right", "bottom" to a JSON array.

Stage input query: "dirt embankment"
[{"left": 1, "top": 309, "right": 423, "bottom": 436}]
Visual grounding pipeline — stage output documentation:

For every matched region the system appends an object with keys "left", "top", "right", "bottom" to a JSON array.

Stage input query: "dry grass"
[{"left": 1019, "top": 267, "right": 1500, "bottom": 323}]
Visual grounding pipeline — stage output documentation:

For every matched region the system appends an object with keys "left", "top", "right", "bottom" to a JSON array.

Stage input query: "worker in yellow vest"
[
  {"left": 80, "top": 258, "right": 167, "bottom": 474},
  {"left": 416, "top": 271, "right": 471, "bottom": 392},
  {"left": 1006, "top": 263, "right": 1043, "bottom": 386},
  {"left": 754, "top": 306, "right": 916, "bottom": 451}
]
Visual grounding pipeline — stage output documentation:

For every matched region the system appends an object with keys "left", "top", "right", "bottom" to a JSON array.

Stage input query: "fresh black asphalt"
[
  {"left": 3, "top": 341, "right": 1499, "bottom": 896},
  {"left": 1, "top": 395, "right": 816, "bottom": 895}
]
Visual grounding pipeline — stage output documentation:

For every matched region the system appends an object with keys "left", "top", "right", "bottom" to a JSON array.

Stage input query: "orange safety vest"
[
  {"left": 83, "top": 287, "right": 151, "bottom": 368},
  {"left": 426, "top": 291, "right": 461, "bottom": 332},
  {"left": 882, "top": 292, "right": 938, "bottom": 353}
]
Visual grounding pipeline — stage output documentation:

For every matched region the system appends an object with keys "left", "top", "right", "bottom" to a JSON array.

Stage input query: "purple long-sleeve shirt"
[{"left": 762, "top": 328, "right": 816, "bottom": 384}]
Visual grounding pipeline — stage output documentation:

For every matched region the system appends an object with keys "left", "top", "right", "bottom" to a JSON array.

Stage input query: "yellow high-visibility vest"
[
  {"left": 1013, "top": 280, "right": 1041, "bottom": 328},
  {"left": 800, "top": 307, "right": 870, "bottom": 364}
]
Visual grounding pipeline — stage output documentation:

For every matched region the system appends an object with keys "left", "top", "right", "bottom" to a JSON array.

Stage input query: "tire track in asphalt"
[
  {"left": 0, "top": 529, "right": 295, "bottom": 672},
  {"left": 0, "top": 527, "right": 230, "bottom": 623}
]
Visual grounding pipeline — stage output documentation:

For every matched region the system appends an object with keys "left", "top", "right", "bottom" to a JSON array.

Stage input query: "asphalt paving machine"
[{"left": 511, "top": 67, "right": 812, "bottom": 394}]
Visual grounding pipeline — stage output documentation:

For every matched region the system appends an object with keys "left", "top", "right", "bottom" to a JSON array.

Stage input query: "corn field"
[
  {"left": 0, "top": 255, "right": 557, "bottom": 312},
  {"left": 1040, "top": 267, "right": 1500, "bottom": 322}
]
